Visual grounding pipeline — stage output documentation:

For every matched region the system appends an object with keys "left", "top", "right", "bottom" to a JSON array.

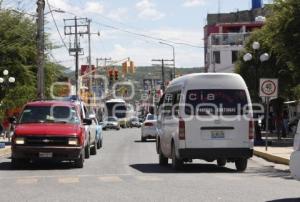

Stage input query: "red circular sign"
[{"left": 261, "top": 80, "right": 277, "bottom": 96}]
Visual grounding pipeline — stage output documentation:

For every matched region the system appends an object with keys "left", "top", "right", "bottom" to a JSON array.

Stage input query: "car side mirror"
[
  {"left": 83, "top": 118, "right": 92, "bottom": 125},
  {"left": 9, "top": 117, "right": 17, "bottom": 124}
]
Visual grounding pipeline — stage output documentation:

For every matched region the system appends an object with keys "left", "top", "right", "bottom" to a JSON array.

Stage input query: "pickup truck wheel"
[
  {"left": 85, "top": 142, "right": 90, "bottom": 159},
  {"left": 90, "top": 140, "right": 97, "bottom": 155},
  {"left": 217, "top": 159, "right": 226, "bottom": 167},
  {"left": 11, "top": 158, "right": 27, "bottom": 169},
  {"left": 158, "top": 144, "right": 168, "bottom": 166},
  {"left": 171, "top": 144, "right": 183, "bottom": 170},
  {"left": 235, "top": 158, "right": 248, "bottom": 172},
  {"left": 97, "top": 139, "right": 101, "bottom": 149},
  {"left": 75, "top": 151, "right": 84, "bottom": 168}
]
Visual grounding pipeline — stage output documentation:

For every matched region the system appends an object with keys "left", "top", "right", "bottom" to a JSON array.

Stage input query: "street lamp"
[
  {"left": 159, "top": 42, "right": 176, "bottom": 79},
  {"left": 243, "top": 41, "right": 269, "bottom": 142},
  {"left": 243, "top": 41, "right": 270, "bottom": 98},
  {"left": 0, "top": 70, "right": 16, "bottom": 86}
]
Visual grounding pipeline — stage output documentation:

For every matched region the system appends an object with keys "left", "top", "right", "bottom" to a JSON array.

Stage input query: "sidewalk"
[
  {"left": 253, "top": 134, "right": 294, "bottom": 165},
  {"left": 0, "top": 138, "right": 11, "bottom": 157}
]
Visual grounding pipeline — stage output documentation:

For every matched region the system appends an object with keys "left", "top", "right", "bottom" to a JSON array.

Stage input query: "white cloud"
[
  {"left": 114, "top": 44, "right": 127, "bottom": 53},
  {"left": 84, "top": 1, "right": 104, "bottom": 14},
  {"left": 135, "top": 0, "right": 165, "bottom": 21},
  {"left": 48, "top": 0, "right": 104, "bottom": 15},
  {"left": 182, "top": 0, "right": 206, "bottom": 7},
  {"left": 107, "top": 8, "right": 128, "bottom": 22}
]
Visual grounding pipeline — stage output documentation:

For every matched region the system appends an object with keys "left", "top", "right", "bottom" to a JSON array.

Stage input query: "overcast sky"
[{"left": 3, "top": 0, "right": 272, "bottom": 69}]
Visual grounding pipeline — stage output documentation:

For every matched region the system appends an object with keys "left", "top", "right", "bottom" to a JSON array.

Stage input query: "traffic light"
[
  {"left": 129, "top": 61, "right": 136, "bottom": 73},
  {"left": 122, "top": 62, "right": 128, "bottom": 75},
  {"left": 108, "top": 69, "right": 114, "bottom": 81},
  {"left": 114, "top": 69, "right": 119, "bottom": 80}
]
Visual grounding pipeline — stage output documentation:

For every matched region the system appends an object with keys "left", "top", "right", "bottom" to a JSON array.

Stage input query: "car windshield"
[
  {"left": 19, "top": 106, "right": 80, "bottom": 124},
  {"left": 131, "top": 117, "right": 138, "bottom": 122},
  {"left": 146, "top": 114, "right": 157, "bottom": 120},
  {"left": 106, "top": 117, "right": 117, "bottom": 122},
  {"left": 185, "top": 89, "right": 248, "bottom": 116}
]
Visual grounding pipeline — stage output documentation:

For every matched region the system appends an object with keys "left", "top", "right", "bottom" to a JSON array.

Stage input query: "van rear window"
[{"left": 185, "top": 89, "right": 248, "bottom": 115}]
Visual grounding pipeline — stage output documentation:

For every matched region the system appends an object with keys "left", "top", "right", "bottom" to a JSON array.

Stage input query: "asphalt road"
[{"left": 0, "top": 128, "right": 299, "bottom": 202}]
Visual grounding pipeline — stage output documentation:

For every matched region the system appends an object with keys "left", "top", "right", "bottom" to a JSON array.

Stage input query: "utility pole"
[
  {"left": 96, "top": 58, "right": 112, "bottom": 71},
  {"left": 64, "top": 17, "right": 89, "bottom": 96},
  {"left": 152, "top": 59, "right": 173, "bottom": 91},
  {"left": 36, "top": 0, "right": 45, "bottom": 99}
]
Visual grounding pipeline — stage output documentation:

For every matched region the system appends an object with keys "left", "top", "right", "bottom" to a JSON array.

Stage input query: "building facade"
[{"left": 204, "top": 0, "right": 270, "bottom": 73}]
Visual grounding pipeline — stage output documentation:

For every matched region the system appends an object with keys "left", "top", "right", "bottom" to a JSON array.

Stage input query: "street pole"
[
  {"left": 152, "top": 59, "right": 173, "bottom": 92},
  {"left": 74, "top": 17, "right": 79, "bottom": 97},
  {"left": 159, "top": 42, "right": 175, "bottom": 79},
  {"left": 161, "top": 59, "right": 165, "bottom": 91},
  {"left": 265, "top": 97, "right": 270, "bottom": 151},
  {"left": 37, "top": 0, "right": 45, "bottom": 99}
]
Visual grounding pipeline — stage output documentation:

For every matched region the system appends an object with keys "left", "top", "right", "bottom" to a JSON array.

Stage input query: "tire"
[
  {"left": 158, "top": 143, "right": 168, "bottom": 166},
  {"left": 217, "top": 159, "right": 226, "bottom": 167},
  {"left": 85, "top": 142, "right": 90, "bottom": 159},
  {"left": 90, "top": 140, "right": 97, "bottom": 155},
  {"left": 235, "top": 158, "right": 248, "bottom": 172},
  {"left": 74, "top": 151, "right": 84, "bottom": 168},
  {"left": 171, "top": 143, "right": 183, "bottom": 170},
  {"left": 97, "top": 139, "right": 101, "bottom": 149},
  {"left": 116, "top": 127, "right": 120, "bottom": 130},
  {"left": 141, "top": 136, "right": 146, "bottom": 142},
  {"left": 11, "top": 158, "right": 28, "bottom": 169}
]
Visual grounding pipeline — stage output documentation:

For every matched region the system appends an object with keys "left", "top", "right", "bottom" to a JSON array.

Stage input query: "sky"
[{"left": 2, "top": 0, "right": 272, "bottom": 69}]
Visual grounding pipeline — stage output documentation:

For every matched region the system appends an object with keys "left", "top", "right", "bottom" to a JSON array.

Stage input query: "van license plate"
[
  {"left": 39, "top": 152, "right": 53, "bottom": 158},
  {"left": 211, "top": 131, "right": 225, "bottom": 139}
]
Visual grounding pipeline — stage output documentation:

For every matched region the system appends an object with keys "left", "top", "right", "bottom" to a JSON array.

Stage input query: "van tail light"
[
  {"left": 179, "top": 118, "right": 185, "bottom": 140},
  {"left": 249, "top": 120, "right": 255, "bottom": 140},
  {"left": 145, "top": 122, "right": 154, "bottom": 127}
]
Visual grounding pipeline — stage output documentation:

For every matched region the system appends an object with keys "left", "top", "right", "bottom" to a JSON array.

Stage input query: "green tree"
[
  {"left": 236, "top": 0, "right": 300, "bottom": 101},
  {"left": 0, "top": 10, "right": 64, "bottom": 119}
]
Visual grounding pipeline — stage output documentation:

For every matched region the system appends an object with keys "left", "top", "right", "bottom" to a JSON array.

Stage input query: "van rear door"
[{"left": 184, "top": 89, "right": 251, "bottom": 149}]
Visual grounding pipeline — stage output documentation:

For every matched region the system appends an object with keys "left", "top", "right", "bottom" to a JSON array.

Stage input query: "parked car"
[
  {"left": 141, "top": 114, "right": 158, "bottom": 142},
  {"left": 89, "top": 113, "right": 103, "bottom": 150},
  {"left": 102, "top": 116, "right": 120, "bottom": 130},
  {"left": 156, "top": 73, "right": 254, "bottom": 171},
  {"left": 290, "top": 120, "right": 300, "bottom": 180},
  {"left": 128, "top": 117, "right": 142, "bottom": 128},
  {"left": 70, "top": 97, "right": 97, "bottom": 158},
  {"left": 11, "top": 100, "right": 92, "bottom": 168}
]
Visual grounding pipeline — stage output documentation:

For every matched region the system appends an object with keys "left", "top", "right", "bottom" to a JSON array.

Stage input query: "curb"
[
  {"left": 254, "top": 150, "right": 290, "bottom": 165},
  {"left": 0, "top": 147, "right": 11, "bottom": 157}
]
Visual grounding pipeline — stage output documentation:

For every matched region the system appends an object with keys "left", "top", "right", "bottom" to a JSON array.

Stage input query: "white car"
[
  {"left": 290, "top": 120, "right": 300, "bottom": 180},
  {"left": 156, "top": 73, "right": 254, "bottom": 171},
  {"left": 141, "top": 114, "right": 158, "bottom": 142}
]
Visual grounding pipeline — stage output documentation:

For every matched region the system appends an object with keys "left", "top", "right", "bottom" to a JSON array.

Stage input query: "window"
[
  {"left": 232, "top": 51, "right": 238, "bottom": 64},
  {"left": 185, "top": 89, "right": 248, "bottom": 116},
  {"left": 213, "top": 51, "right": 221, "bottom": 64}
]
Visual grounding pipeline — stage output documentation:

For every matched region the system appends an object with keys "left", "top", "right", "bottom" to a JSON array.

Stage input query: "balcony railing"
[{"left": 209, "top": 33, "right": 251, "bottom": 46}]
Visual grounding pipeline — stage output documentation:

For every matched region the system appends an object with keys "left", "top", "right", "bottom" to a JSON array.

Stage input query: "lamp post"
[
  {"left": 243, "top": 41, "right": 270, "bottom": 100},
  {"left": 243, "top": 41, "right": 270, "bottom": 142},
  {"left": 0, "top": 69, "right": 16, "bottom": 100},
  {"left": 159, "top": 42, "right": 176, "bottom": 79}
]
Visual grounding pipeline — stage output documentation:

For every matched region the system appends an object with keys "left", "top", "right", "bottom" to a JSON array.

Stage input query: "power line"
[
  {"left": 45, "top": 0, "right": 69, "bottom": 52},
  {"left": 46, "top": 3, "right": 204, "bottom": 49}
]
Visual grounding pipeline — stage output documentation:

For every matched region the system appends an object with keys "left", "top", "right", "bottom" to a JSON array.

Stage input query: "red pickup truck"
[{"left": 11, "top": 100, "right": 91, "bottom": 168}]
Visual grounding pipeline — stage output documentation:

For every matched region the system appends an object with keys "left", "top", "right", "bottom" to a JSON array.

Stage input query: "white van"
[{"left": 156, "top": 73, "right": 254, "bottom": 171}]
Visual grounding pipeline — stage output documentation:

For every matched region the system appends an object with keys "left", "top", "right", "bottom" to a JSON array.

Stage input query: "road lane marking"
[
  {"left": 136, "top": 176, "right": 162, "bottom": 182},
  {"left": 98, "top": 176, "right": 123, "bottom": 182},
  {"left": 16, "top": 178, "right": 38, "bottom": 185},
  {"left": 58, "top": 177, "right": 79, "bottom": 184}
]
